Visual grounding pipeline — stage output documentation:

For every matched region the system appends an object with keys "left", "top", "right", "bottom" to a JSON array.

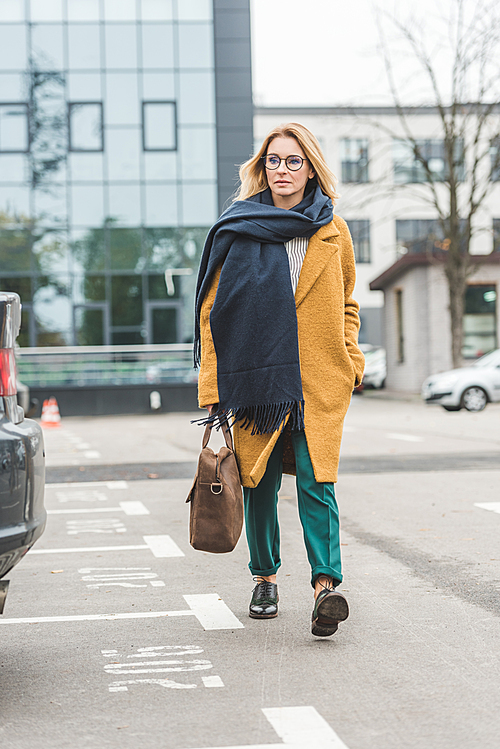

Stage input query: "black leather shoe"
[
  {"left": 249, "top": 580, "right": 278, "bottom": 619},
  {"left": 311, "top": 588, "right": 349, "bottom": 637}
]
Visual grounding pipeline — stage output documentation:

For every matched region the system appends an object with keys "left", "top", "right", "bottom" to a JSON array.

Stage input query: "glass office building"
[{"left": 0, "top": 0, "right": 252, "bottom": 347}]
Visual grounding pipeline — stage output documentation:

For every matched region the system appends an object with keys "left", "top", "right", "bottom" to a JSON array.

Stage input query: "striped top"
[{"left": 285, "top": 236, "right": 308, "bottom": 294}]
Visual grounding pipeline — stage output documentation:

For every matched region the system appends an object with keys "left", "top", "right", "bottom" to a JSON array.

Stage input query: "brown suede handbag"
[{"left": 186, "top": 422, "right": 243, "bottom": 553}]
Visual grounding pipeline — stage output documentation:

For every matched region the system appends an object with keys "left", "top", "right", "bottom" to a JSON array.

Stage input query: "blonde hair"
[{"left": 235, "top": 122, "right": 339, "bottom": 203}]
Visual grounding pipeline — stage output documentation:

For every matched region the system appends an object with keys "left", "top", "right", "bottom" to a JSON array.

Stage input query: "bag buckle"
[{"left": 211, "top": 482, "right": 223, "bottom": 495}]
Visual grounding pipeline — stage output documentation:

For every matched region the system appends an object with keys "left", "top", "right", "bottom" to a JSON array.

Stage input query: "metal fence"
[{"left": 16, "top": 344, "right": 197, "bottom": 388}]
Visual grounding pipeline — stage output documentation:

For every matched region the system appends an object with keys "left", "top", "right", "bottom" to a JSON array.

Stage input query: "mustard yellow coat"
[{"left": 197, "top": 217, "right": 365, "bottom": 487}]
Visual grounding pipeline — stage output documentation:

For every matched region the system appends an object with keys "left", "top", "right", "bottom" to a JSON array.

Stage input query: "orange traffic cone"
[{"left": 41, "top": 396, "right": 62, "bottom": 428}]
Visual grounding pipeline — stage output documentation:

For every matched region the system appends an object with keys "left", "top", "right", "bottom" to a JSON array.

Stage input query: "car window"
[{"left": 472, "top": 349, "right": 500, "bottom": 368}]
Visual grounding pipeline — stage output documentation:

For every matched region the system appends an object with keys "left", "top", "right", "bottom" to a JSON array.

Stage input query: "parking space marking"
[
  {"left": 0, "top": 610, "right": 196, "bottom": 624},
  {"left": 183, "top": 594, "right": 244, "bottom": 630},
  {"left": 102, "top": 645, "right": 224, "bottom": 692},
  {"left": 475, "top": 502, "right": 500, "bottom": 514},
  {"left": 30, "top": 544, "right": 151, "bottom": 554},
  {"left": 30, "top": 534, "right": 184, "bottom": 557},
  {"left": 47, "top": 501, "right": 149, "bottom": 516},
  {"left": 0, "top": 593, "right": 244, "bottom": 630},
  {"left": 45, "top": 481, "right": 128, "bottom": 490},
  {"left": 66, "top": 518, "right": 127, "bottom": 534},
  {"left": 144, "top": 535, "right": 184, "bottom": 557},
  {"left": 202, "top": 675, "right": 224, "bottom": 688},
  {"left": 80, "top": 567, "right": 164, "bottom": 589},
  {"left": 385, "top": 432, "right": 424, "bottom": 443},
  {"left": 263, "top": 706, "right": 349, "bottom": 747},
  {"left": 187, "top": 706, "right": 349, "bottom": 748}
]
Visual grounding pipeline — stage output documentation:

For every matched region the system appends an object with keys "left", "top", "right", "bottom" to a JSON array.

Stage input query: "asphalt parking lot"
[{"left": 1, "top": 395, "right": 500, "bottom": 749}]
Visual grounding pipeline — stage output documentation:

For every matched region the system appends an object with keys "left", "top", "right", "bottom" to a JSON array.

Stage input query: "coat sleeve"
[
  {"left": 197, "top": 266, "right": 221, "bottom": 408},
  {"left": 336, "top": 218, "right": 365, "bottom": 387}
]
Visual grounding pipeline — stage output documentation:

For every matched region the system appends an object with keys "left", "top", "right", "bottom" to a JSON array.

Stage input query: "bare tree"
[{"left": 377, "top": 0, "right": 500, "bottom": 367}]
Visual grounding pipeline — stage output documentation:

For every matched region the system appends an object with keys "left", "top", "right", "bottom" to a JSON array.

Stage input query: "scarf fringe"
[{"left": 192, "top": 400, "right": 305, "bottom": 436}]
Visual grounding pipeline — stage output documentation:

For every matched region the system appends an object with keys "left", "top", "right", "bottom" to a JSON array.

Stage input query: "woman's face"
[{"left": 264, "top": 136, "right": 316, "bottom": 209}]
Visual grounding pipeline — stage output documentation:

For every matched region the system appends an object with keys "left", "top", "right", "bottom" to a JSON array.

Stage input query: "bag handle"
[{"left": 202, "top": 420, "right": 234, "bottom": 451}]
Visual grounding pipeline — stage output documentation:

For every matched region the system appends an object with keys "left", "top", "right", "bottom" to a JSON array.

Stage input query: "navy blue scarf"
[{"left": 194, "top": 183, "right": 333, "bottom": 435}]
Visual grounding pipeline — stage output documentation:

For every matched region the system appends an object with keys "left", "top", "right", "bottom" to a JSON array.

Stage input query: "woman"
[{"left": 194, "top": 123, "right": 364, "bottom": 637}]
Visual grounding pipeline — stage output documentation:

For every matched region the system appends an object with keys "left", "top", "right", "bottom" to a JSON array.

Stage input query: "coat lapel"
[{"left": 295, "top": 220, "right": 340, "bottom": 308}]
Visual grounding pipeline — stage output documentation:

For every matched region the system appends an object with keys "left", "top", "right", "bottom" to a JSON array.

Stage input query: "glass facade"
[{"left": 0, "top": 0, "right": 218, "bottom": 346}]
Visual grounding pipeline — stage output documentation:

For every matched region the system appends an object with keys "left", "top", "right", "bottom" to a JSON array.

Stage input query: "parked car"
[
  {"left": 421, "top": 349, "right": 500, "bottom": 412},
  {"left": 0, "top": 292, "right": 46, "bottom": 613},
  {"left": 360, "top": 345, "right": 386, "bottom": 389}
]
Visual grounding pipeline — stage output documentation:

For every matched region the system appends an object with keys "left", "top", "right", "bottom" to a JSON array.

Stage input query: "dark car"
[{"left": 0, "top": 292, "right": 46, "bottom": 614}]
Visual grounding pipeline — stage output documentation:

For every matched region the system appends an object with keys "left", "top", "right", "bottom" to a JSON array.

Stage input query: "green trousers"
[{"left": 243, "top": 430, "right": 342, "bottom": 588}]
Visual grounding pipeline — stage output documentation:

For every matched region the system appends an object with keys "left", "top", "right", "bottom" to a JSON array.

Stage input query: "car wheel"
[
  {"left": 442, "top": 405, "right": 462, "bottom": 411},
  {"left": 461, "top": 386, "right": 488, "bottom": 412}
]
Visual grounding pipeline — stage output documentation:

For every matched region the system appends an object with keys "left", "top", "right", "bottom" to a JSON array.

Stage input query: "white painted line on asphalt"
[
  {"left": 187, "top": 706, "right": 349, "bottom": 748},
  {"left": 202, "top": 675, "right": 224, "bottom": 688},
  {"left": 264, "top": 706, "right": 349, "bottom": 747},
  {"left": 475, "top": 502, "right": 500, "bottom": 514},
  {"left": 0, "top": 610, "right": 196, "bottom": 625},
  {"left": 108, "top": 679, "right": 197, "bottom": 691},
  {"left": 30, "top": 544, "right": 150, "bottom": 554},
  {"left": 45, "top": 481, "right": 128, "bottom": 489},
  {"left": 0, "top": 594, "right": 243, "bottom": 629},
  {"left": 47, "top": 507, "right": 124, "bottom": 515},
  {"left": 47, "top": 501, "right": 149, "bottom": 516},
  {"left": 120, "top": 501, "right": 150, "bottom": 515},
  {"left": 143, "top": 535, "right": 184, "bottom": 557},
  {"left": 84, "top": 451, "right": 101, "bottom": 459},
  {"left": 183, "top": 594, "right": 244, "bottom": 630},
  {"left": 386, "top": 432, "right": 424, "bottom": 442},
  {"left": 150, "top": 580, "right": 166, "bottom": 587},
  {"left": 30, "top": 535, "right": 183, "bottom": 557}
]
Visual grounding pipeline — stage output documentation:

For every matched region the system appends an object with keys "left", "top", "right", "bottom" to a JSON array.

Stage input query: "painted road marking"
[
  {"left": 80, "top": 567, "right": 163, "bottom": 589},
  {"left": 475, "top": 502, "right": 500, "bottom": 514},
  {"left": 202, "top": 675, "right": 224, "bottom": 688},
  {"left": 0, "top": 594, "right": 244, "bottom": 630},
  {"left": 66, "top": 518, "right": 127, "bottom": 534},
  {"left": 187, "top": 706, "right": 349, "bottom": 748},
  {"left": 47, "top": 501, "right": 150, "bottom": 516},
  {"left": 29, "top": 534, "right": 184, "bottom": 557},
  {"left": 264, "top": 706, "right": 349, "bottom": 747},
  {"left": 183, "top": 594, "right": 244, "bottom": 630},
  {"left": 30, "top": 544, "right": 151, "bottom": 554},
  {"left": 45, "top": 481, "right": 128, "bottom": 489},
  {"left": 385, "top": 433, "right": 424, "bottom": 442},
  {"left": 103, "top": 645, "right": 223, "bottom": 692},
  {"left": 144, "top": 535, "right": 184, "bottom": 557}
]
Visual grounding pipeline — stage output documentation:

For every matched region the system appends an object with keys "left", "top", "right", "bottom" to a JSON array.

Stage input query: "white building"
[{"left": 254, "top": 106, "right": 500, "bottom": 357}]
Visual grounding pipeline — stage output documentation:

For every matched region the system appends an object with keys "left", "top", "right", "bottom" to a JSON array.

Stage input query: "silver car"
[{"left": 421, "top": 349, "right": 500, "bottom": 412}]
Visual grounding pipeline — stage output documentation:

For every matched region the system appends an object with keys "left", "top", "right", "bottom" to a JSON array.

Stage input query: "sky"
[{"left": 250, "top": 0, "right": 499, "bottom": 108}]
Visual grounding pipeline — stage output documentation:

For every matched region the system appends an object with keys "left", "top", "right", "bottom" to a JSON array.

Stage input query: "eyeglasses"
[{"left": 261, "top": 154, "right": 309, "bottom": 171}]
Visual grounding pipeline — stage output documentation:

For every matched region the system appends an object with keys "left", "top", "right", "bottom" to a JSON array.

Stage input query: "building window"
[
  {"left": 396, "top": 219, "right": 443, "bottom": 255},
  {"left": 0, "top": 103, "right": 29, "bottom": 153},
  {"left": 393, "top": 139, "right": 465, "bottom": 184},
  {"left": 463, "top": 285, "right": 497, "bottom": 359},
  {"left": 142, "top": 101, "right": 177, "bottom": 151},
  {"left": 491, "top": 139, "right": 500, "bottom": 182},
  {"left": 68, "top": 102, "right": 104, "bottom": 152},
  {"left": 346, "top": 219, "right": 371, "bottom": 263},
  {"left": 340, "top": 138, "right": 369, "bottom": 183},
  {"left": 396, "top": 289, "right": 404, "bottom": 363}
]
